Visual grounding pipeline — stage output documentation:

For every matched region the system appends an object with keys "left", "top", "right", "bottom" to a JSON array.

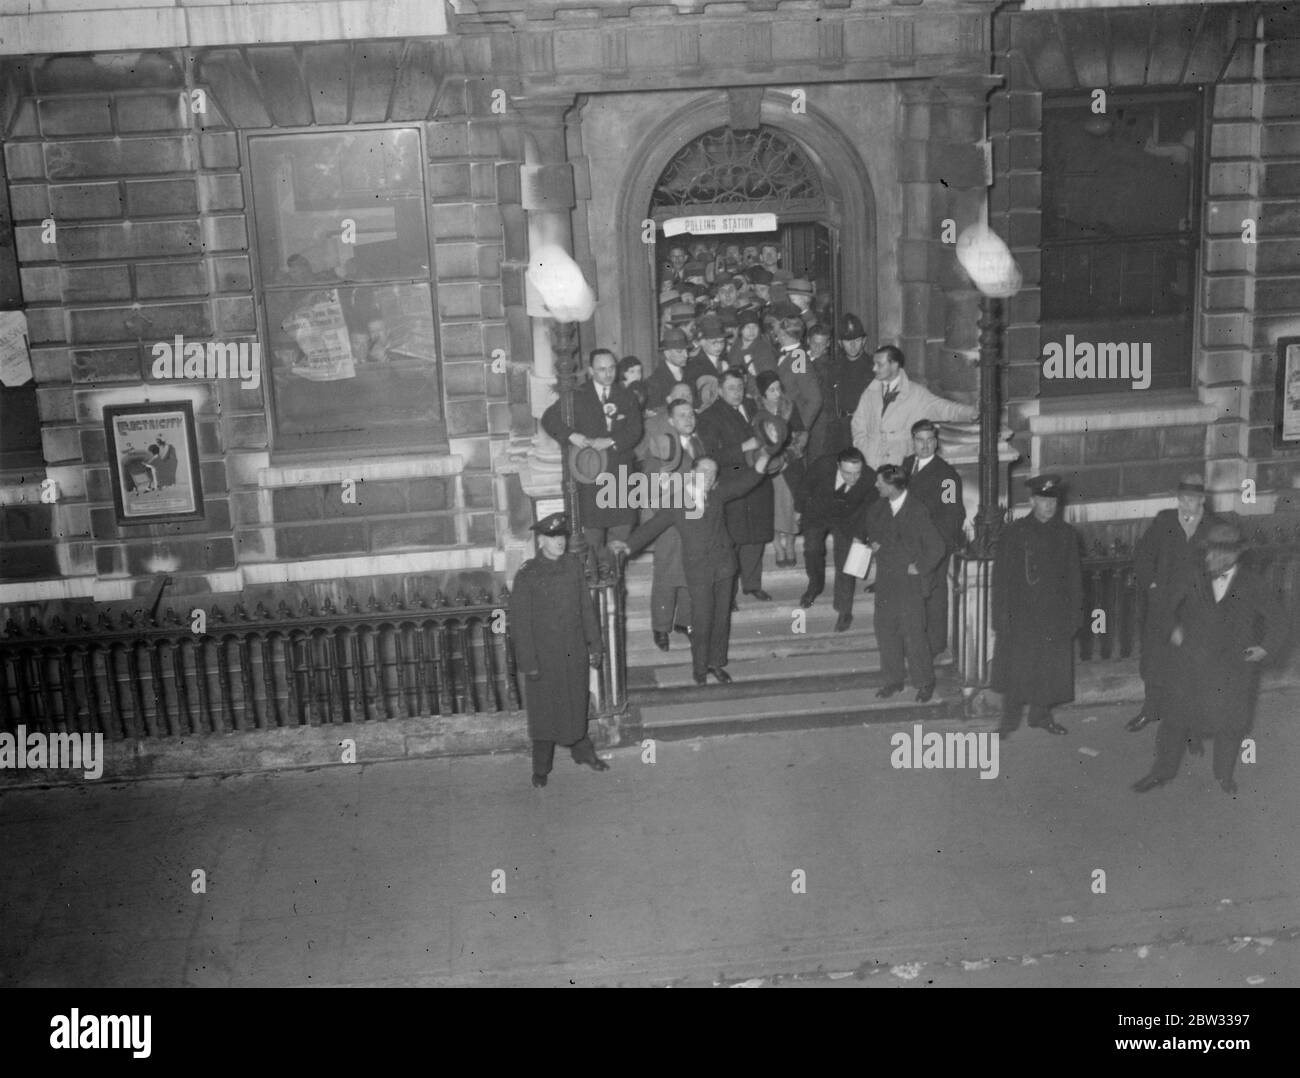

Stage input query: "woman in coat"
[
  {"left": 753, "top": 370, "right": 806, "bottom": 567},
  {"left": 508, "top": 513, "right": 608, "bottom": 787}
]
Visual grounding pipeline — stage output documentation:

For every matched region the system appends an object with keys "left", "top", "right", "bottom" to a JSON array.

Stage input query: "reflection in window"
[{"left": 248, "top": 128, "right": 445, "bottom": 453}]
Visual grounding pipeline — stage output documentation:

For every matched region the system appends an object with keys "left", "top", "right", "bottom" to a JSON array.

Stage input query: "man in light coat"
[{"left": 850, "top": 345, "right": 977, "bottom": 470}]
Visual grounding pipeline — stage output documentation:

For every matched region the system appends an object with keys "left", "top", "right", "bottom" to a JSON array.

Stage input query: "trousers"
[
  {"left": 874, "top": 575, "right": 934, "bottom": 689},
  {"left": 737, "top": 542, "right": 765, "bottom": 592},
  {"left": 1000, "top": 698, "right": 1054, "bottom": 732},
  {"left": 922, "top": 554, "right": 951, "bottom": 656},
  {"left": 533, "top": 735, "right": 600, "bottom": 776},
  {"left": 686, "top": 570, "right": 736, "bottom": 676},
  {"left": 803, "top": 524, "right": 858, "bottom": 615},
  {"left": 1150, "top": 713, "right": 1241, "bottom": 785}
]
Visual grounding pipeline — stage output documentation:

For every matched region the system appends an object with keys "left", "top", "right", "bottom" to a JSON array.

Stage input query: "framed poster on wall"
[
  {"left": 104, "top": 400, "right": 204, "bottom": 525},
  {"left": 1277, "top": 337, "right": 1300, "bottom": 448}
]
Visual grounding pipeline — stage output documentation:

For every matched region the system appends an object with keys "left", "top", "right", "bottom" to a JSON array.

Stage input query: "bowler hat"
[
  {"left": 531, "top": 512, "right": 570, "bottom": 536},
  {"left": 569, "top": 444, "right": 608, "bottom": 485},
  {"left": 1026, "top": 474, "right": 1064, "bottom": 498},
  {"left": 754, "top": 411, "right": 790, "bottom": 452},
  {"left": 668, "top": 303, "right": 695, "bottom": 326},
  {"left": 787, "top": 277, "right": 814, "bottom": 297},
  {"left": 696, "top": 313, "right": 725, "bottom": 339},
  {"left": 660, "top": 326, "right": 690, "bottom": 350}
]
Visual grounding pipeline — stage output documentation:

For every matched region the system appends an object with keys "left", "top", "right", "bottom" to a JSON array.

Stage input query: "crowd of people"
[{"left": 508, "top": 240, "right": 1289, "bottom": 790}]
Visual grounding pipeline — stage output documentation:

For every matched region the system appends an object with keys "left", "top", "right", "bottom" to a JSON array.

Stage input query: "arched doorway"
[{"left": 616, "top": 91, "right": 876, "bottom": 367}]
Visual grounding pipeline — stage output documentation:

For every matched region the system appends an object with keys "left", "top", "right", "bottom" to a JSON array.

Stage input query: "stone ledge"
[
  {"left": 0, "top": 707, "right": 629, "bottom": 788},
  {"left": 1027, "top": 399, "right": 1216, "bottom": 436},
  {"left": 260, "top": 454, "right": 464, "bottom": 488}
]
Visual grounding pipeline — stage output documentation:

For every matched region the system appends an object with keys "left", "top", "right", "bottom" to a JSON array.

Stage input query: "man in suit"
[
  {"left": 645, "top": 327, "right": 693, "bottom": 409},
  {"left": 772, "top": 316, "right": 824, "bottom": 443},
  {"left": 541, "top": 348, "right": 644, "bottom": 571},
  {"left": 825, "top": 313, "right": 874, "bottom": 455},
  {"left": 610, "top": 451, "right": 771, "bottom": 685},
  {"left": 684, "top": 313, "right": 730, "bottom": 388},
  {"left": 797, "top": 447, "right": 877, "bottom": 632},
  {"left": 902, "top": 419, "right": 966, "bottom": 657},
  {"left": 851, "top": 345, "right": 978, "bottom": 470},
  {"left": 864, "top": 465, "right": 946, "bottom": 701},
  {"left": 1132, "top": 523, "right": 1288, "bottom": 795},
  {"left": 697, "top": 367, "right": 773, "bottom": 601},
  {"left": 636, "top": 395, "right": 705, "bottom": 651},
  {"left": 1127, "top": 474, "right": 1225, "bottom": 733},
  {"left": 991, "top": 475, "right": 1085, "bottom": 738}
]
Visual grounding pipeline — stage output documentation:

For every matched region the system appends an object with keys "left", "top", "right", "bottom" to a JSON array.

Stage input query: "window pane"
[
  {"left": 266, "top": 283, "right": 444, "bottom": 451},
  {"left": 249, "top": 129, "right": 429, "bottom": 284}
]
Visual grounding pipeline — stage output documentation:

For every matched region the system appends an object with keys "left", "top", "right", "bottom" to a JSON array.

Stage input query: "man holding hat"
[
  {"left": 646, "top": 327, "right": 693, "bottom": 409},
  {"left": 825, "top": 313, "right": 874, "bottom": 456},
  {"left": 1128, "top": 473, "right": 1225, "bottom": 733},
  {"left": 1132, "top": 522, "right": 1287, "bottom": 795},
  {"left": 991, "top": 475, "right": 1085, "bottom": 737},
  {"left": 541, "top": 348, "right": 644, "bottom": 571},
  {"left": 903, "top": 419, "right": 966, "bottom": 657},
  {"left": 509, "top": 512, "right": 609, "bottom": 788}
]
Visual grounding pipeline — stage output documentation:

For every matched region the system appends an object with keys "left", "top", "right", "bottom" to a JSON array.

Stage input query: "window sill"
[
  {"left": 1025, "top": 390, "right": 1214, "bottom": 436},
  {"left": 260, "top": 453, "right": 464, "bottom": 489}
]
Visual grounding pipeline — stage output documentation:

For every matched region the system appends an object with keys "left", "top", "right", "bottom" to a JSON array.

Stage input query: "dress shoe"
[
  {"left": 915, "top": 683, "right": 935, "bottom": 703},
  {"left": 1131, "top": 774, "right": 1168, "bottom": 793},
  {"left": 799, "top": 590, "right": 819, "bottom": 609},
  {"left": 1037, "top": 719, "right": 1069, "bottom": 735},
  {"left": 583, "top": 756, "right": 610, "bottom": 772},
  {"left": 1220, "top": 777, "right": 1238, "bottom": 795},
  {"left": 708, "top": 666, "right": 733, "bottom": 684},
  {"left": 693, "top": 672, "right": 707, "bottom": 686},
  {"left": 834, "top": 613, "right": 853, "bottom": 632},
  {"left": 653, "top": 631, "right": 670, "bottom": 652},
  {"left": 875, "top": 682, "right": 905, "bottom": 699},
  {"left": 532, "top": 773, "right": 548, "bottom": 788},
  {"left": 1125, "top": 711, "right": 1154, "bottom": 732},
  {"left": 745, "top": 589, "right": 773, "bottom": 601}
]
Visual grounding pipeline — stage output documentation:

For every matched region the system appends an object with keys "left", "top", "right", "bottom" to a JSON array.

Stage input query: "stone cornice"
[{"left": 455, "top": 0, "right": 1001, "bottom": 27}]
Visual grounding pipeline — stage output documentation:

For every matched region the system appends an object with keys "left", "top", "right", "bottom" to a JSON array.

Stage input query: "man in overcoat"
[
  {"left": 1132, "top": 523, "right": 1288, "bottom": 796},
  {"left": 697, "top": 367, "right": 773, "bottom": 601},
  {"left": 902, "top": 419, "right": 967, "bottom": 657},
  {"left": 991, "top": 475, "right": 1085, "bottom": 737},
  {"left": 541, "top": 348, "right": 643, "bottom": 570},
  {"left": 509, "top": 513, "right": 608, "bottom": 788},
  {"left": 611, "top": 451, "right": 771, "bottom": 685},
  {"left": 796, "top": 447, "right": 877, "bottom": 632},
  {"left": 1128, "top": 474, "right": 1224, "bottom": 732},
  {"left": 864, "top": 464, "right": 947, "bottom": 701}
]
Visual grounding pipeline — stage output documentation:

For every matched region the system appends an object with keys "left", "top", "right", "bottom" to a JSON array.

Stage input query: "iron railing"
[{"left": 0, "top": 572, "right": 629, "bottom": 740}]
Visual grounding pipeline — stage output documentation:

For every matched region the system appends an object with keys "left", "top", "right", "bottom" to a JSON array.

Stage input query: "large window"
[
  {"left": 1040, "top": 91, "right": 1202, "bottom": 397},
  {"left": 248, "top": 128, "right": 445, "bottom": 454}
]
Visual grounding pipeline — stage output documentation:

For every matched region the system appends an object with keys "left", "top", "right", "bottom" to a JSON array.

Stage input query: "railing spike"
[
  {"left": 412, "top": 590, "right": 429, "bottom": 609},
  {"left": 233, "top": 602, "right": 248, "bottom": 621},
  {"left": 497, "top": 586, "right": 510, "bottom": 604},
  {"left": 454, "top": 590, "right": 470, "bottom": 607},
  {"left": 98, "top": 612, "right": 113, "bottom": 631},
  {"left": 210, "top": 604, "right": 226, "bottom": 624},
  {"left": 119, "top": 611, "right": 134, "bottom": 630},
  {"left": 50, "top": 615, "right": 66, "bottom": 634},
  {"left": 254, "top": 601, "right": 271, "bottom": 619},
  {"left": 163, "top": 606, "right": 180, "bottom": 626},
  {"left": 389, "top": 592, "right": 402, "bottom": 611},
  {"left": 345, "top": 595, "right": 360, "bottom": 613},
  {"left": 278, "top": 600, "right": 293, "bottom": 619},
  {"left": 75, "top": 614, "right": 91, "bottom": 633},
  {"left": 298, "top": 597, "right": 312, "bottom": 617},
  {"left": 366, "top": 594, "right": 380, "bottom": 612},
  {"left": 432, "top": 590, "right": 448, "bottom": 609},
  {"left": 322, "top": 596, "right": 336, "bottom": 615}
]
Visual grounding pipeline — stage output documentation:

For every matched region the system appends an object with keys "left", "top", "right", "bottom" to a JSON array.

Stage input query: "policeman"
[
  {"left": 991, "top": 475, "right": 1085, "bottom": 738},
  {"left": 508, "top": 513, "right": 609, "bottom": 788},
  {"left": 825, "top": 313, "right": 874, "bottom": 455}
]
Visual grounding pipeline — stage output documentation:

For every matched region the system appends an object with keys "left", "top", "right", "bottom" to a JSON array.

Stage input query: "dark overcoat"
[
  {"left": 990, "top": 513, "right": 1085, "bottom": 706},
  {"left": 1165, "top": 565, "right": 1288, "bottom": 737},
  {"left": 541, "top": 380, "right": 643, "bottom": 530},
  {"left": 1133, "top": 508, "right": 1224, "bottom": 686},
  {"left": 698, "top": 397, "right": 774, "bottom": 545},
  {"left": 508, "top": 552, "right": 602, "bottom": 744}
]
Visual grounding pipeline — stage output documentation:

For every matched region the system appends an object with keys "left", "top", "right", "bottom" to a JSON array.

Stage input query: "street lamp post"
[{"left": 954, "top": 224, "right": 1022, "bottom": 687}]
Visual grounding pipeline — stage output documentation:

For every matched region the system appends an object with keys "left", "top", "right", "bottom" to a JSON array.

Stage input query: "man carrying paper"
[{"left": 795, "top": 447, "right": 878, "bottom": 633}]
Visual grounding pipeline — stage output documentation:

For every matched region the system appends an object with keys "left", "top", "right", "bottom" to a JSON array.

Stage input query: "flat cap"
[
  {"left": 1026, "top": 474, "right": 1064, "bottom": 498},
  {"left": 531, "top": 512, "right": 570, "bottom": 536}
]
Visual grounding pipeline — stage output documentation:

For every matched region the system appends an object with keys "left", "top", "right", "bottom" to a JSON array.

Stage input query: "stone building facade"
[{"left": 0, "top": 0, "right": 1295, "bottom": 623}]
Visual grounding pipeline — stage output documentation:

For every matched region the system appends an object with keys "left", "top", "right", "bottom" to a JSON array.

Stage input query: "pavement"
[{"left": 2, "top": 686, "right": 1299, "bottom": 988}]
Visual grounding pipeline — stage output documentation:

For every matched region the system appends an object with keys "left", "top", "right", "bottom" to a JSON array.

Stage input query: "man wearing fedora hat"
[
  {"left": 646, "top": 327, "right": 694, "bottom": 413},
  {"left": 684, "top": 313, "right": 731, "bottom": 388},
  {"left": 510, "top": 512, "right": 609, "bottom": 788},
  {"left": 1128, "top": 473, "right": 1226, "bottom": 733},
  {"left": 1132, "top": 522, "right": 1287, "bottom": 795},
  {"left": 541, "top": 348, "right": 643, "bottom": 572},
  {"left": 991, "top": 475, "right": 1086, "bottom": 737}
]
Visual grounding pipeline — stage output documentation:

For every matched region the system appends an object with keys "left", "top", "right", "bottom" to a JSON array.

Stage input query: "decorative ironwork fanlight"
[{"left": 650, "top": 126, "right": 824, "bottom": 214}]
